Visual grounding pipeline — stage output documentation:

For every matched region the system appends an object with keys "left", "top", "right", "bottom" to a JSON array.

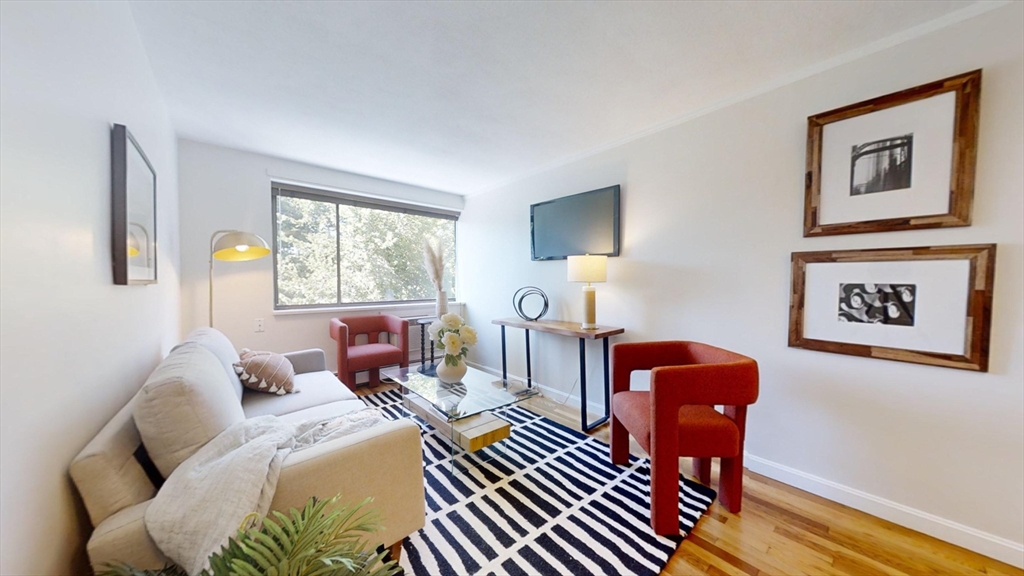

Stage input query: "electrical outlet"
[{"left": 254, "top": 318, "right": 265, "bottom": 333}]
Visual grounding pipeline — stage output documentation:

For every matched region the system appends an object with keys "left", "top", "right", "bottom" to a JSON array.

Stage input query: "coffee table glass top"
[{"left": 382, "top": 365, "right": 538, "bottom": 421}]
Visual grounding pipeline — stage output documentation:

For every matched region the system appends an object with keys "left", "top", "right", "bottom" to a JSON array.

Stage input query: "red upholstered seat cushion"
[
  {"left": 612, "top": 391, "right": 741, "bottom": 458},
  {"left": 346, "top": 343, "right": 404, "bottom": 371}
]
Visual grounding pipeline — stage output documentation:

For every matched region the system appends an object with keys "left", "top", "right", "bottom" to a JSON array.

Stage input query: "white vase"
[
  {"left": 436, "top": 290, "right": 448, "bottom": 318},
  {"left": 436, "top": 355, "right": 467, "bottom": 384}
]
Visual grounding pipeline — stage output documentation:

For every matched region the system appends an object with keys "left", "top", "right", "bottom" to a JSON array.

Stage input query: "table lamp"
[
  {"left": 567, "top": 254, "right": 607, "bottom": 330},
  {"left": 209, "top": 230, "right": 271, "bottom": 326}
]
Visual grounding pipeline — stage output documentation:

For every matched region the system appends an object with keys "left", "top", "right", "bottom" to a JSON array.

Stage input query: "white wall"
[
  {"left": 0, "top": 2, "right": 181, "bottom": 573},
  {"left": 177, "top": 140, "right": 465, "bottom": 372},
  {"left": 458, "top": 4, "right": 1024, "bottom": 566}
]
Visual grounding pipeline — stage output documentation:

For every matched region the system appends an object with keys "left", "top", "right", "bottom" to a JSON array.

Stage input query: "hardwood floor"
[{"left": 358, "top": 383, "right": 1022, "bottom": 576}]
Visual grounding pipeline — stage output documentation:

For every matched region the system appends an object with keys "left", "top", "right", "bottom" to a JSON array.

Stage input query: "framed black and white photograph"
[
  {"left": 838, "top": 283, "right": 916, "bottom": 326},
  {"left": 804, "top": 70, "right": 981, "bottom": 237},
  {"left": 111, "top": 124, "right": 157, "bottom": 285},
  {"left": 789, "top": 244, "right": 996, "bottom": 372},
  {"left": 850, "top": 135, "right": 913, "bottom": 196}
]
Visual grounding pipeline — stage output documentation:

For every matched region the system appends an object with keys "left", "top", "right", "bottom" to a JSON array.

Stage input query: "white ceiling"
[{"left": 130, "top": 1, "right": 978, "bottom": 195}]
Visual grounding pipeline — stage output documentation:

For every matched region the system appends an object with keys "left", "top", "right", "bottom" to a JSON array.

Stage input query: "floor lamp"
[{"left": 209, "top": 230, "right": 271, "bottom": 327}]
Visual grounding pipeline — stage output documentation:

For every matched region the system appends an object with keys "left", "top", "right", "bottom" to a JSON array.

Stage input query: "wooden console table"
[{"left": 492, "top": 318, "right": 624, "bottom": 432}]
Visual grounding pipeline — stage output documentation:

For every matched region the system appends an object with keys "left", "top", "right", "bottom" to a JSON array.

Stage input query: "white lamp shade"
[
  {"left": 212, "top": 231, "right": 271, "bottom": 261},
  {"left": 567, "top": 254, "right": 607, "bottom": 283}
]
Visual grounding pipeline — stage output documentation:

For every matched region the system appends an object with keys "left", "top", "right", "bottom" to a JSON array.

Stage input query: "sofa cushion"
[
  {"left": 241, "top": 370, "right": 355, "bottom": 418},
  {"left": 70, "top": 396, "right": 156, "bottom": 527},
  {"left": 183, "top": 327, "right": 243, "bottom": 400},
  {"left": 87, "top": 500, "right": 168, "bottom": 572},
  {"left": 134, "top": 343, "right": 246, "bottom": 477},
  {"left": 274, "top": 399, "right": 371, "bottom": 424},
  {"left": 234, "top": 349, "right": 296, "bottom": 394}
]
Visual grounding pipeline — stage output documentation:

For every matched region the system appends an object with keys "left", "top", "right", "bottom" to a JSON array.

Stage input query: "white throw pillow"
[{"left": 134, "top": 342, "right": 246, "bottom": 478}]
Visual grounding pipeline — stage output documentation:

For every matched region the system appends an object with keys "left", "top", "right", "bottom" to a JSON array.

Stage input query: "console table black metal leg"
[
  {"left": 525, "top": 329, "right": 532, "bottom": 388},
  {"left": 603, "top": 337, "right": 611, "bottom": 419},
  {"left": 579, "top": 338, "right": 588, "bottom": 430},
  {"left": 579, "top": 337, "right": 611, "bottom": 433},
  {"left": 501, "top": 325, "right": 508, "bottom": 384}
]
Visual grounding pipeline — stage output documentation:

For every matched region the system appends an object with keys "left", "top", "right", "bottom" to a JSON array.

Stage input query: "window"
[{"left": 273, "top": 182, "right": 457, "bottom": 309}]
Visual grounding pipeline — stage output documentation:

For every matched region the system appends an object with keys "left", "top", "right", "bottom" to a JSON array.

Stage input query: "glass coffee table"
[{"left": 381, "top": 365, "right": 539, "bottom": 474}]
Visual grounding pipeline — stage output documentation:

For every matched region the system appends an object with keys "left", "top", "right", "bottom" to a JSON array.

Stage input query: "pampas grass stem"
[{"left": 423, "top": 238, "right": 444, "bottom": 292}]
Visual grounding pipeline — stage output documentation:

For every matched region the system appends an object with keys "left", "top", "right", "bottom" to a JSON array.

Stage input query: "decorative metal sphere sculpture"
[{"left": 513, "top": 286, "right": 549, "bottom": 321}]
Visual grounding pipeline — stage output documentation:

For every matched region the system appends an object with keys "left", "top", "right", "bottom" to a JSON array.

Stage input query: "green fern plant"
[{"left": 99, "top": 495, "right": 401, "bottom": 576}]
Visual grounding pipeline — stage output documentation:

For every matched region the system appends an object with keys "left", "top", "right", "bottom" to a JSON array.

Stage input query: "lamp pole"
[{"left": 209, "top": 229, "right": 234, "bottom": 327}]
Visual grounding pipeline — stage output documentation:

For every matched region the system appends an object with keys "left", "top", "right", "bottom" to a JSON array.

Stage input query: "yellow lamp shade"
[
  {"left": 567, "top": 254, "right": 607, "bottom": 283},
  {"left": 212, "top": 231, "right": 271, "bottom": 261}
]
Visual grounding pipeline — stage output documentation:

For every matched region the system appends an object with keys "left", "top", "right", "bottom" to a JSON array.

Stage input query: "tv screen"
[{"left": 531, "top": 185, "right": 620, "bottom": 261}]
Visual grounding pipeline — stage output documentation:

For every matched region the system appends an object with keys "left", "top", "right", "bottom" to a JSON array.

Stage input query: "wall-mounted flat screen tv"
[{"left": 531, "top": 185, "right": 620, "bottom": 261}]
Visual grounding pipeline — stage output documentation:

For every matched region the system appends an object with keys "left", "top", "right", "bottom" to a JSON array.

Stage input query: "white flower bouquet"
[{"left": 428, "top": 312, "right": 477, "bottom": 367}]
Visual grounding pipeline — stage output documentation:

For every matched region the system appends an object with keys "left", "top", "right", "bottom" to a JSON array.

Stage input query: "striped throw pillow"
[{"left": 232, "top": 349, "right": 297, "bottom": 395}]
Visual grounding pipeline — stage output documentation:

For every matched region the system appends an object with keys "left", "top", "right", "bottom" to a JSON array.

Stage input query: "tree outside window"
[{"left": 275, "top": 189, "right": 456, "bottom": 308}]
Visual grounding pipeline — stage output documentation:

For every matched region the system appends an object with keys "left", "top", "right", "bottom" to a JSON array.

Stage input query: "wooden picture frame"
[
  {"left": 788, "top": 244, "right": 995, "bottom": 371},
  {"left": 804, "top": 70, "right": 981, "bottom": 237},
  {"left": 112, "top": 124, "right": 157, "bottom": 285}
]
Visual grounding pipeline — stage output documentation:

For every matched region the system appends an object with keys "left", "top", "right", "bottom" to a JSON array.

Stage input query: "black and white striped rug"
[{"left": 362, "top": 388, "right": 716, "bottom": 576}]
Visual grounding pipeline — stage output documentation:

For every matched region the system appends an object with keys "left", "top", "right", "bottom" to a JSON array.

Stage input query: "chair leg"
[
  {"left": 345, "top": 372, "right": 358, "bottom": 391},
  {"left": 388, "top": 541, "right": 403, "bottom": 563},
  {"left": 692, "top": 457, "right": 711, "bottom": 486},
  {"left": 650, "top": 454, "right": 680, "bottom": 535},
  {"left": 369, "top": 368, "right": 380, "bottom": 387},
  {"left": 610, "top": 413, "right": 629, "bottom": 465},
  {"left": 719, "top": 454, "right": 744, "bottom": 513}
]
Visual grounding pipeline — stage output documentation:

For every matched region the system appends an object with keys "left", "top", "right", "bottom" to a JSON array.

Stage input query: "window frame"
[{"left": 271, "top": 182, "right": 459, "bottom": 311}]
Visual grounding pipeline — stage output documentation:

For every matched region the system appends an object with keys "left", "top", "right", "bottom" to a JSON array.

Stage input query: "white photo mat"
[
  {"left": 803, "top": 259, "right": 970, "bottom": 355},
  {"left": 819, "top": 92, "right": 955, "bottom": 226}
]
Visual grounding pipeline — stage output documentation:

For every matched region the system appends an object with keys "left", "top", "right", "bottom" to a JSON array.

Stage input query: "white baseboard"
[
  {"left": 744, "top": 453, "right": 1024, "bottom": 569},
  {"left": 466, "top": 360, "right": 606, "bottom": 416}
]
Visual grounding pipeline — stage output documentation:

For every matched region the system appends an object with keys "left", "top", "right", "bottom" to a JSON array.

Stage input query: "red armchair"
[
  {"left": 610, "top": 341, "right": 758, "bottom": 534},
  {"left": 329, "top": 315, "right": 409, "bottom": 390}
]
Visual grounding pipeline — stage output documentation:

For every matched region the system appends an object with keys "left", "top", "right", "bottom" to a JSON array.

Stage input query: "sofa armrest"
[
  {"left": 269, "top": 419, "right": 425, "bottom": 548},
  {"left": 282, "top": 349, "right": 327, "bottom": 374}
]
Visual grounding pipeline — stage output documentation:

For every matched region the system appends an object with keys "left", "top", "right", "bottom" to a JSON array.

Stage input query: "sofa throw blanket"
[{"left": 145, "top": 407, "right": 387, "bottom": 575}]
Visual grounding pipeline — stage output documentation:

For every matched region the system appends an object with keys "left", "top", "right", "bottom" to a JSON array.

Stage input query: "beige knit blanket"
[{"left": 145, "top": 407, "right": 387, "bottom": 575}]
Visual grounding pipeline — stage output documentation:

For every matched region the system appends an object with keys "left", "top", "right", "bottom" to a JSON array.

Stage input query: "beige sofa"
[{"left": 70, "top": 328, "right": 424, "bottom": 572}]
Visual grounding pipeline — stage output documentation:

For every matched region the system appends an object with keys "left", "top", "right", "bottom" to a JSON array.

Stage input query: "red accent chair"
[
  {"left": 610, "top": 341, "right": 758, "bottom": 534},
  {"left": 329, "top": 315, "right": 409, "bottom": 390}
]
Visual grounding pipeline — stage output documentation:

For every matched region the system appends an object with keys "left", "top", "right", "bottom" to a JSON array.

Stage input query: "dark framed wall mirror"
[{"left": 111, "top": 123, "right": 157, "bottom": 285}]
